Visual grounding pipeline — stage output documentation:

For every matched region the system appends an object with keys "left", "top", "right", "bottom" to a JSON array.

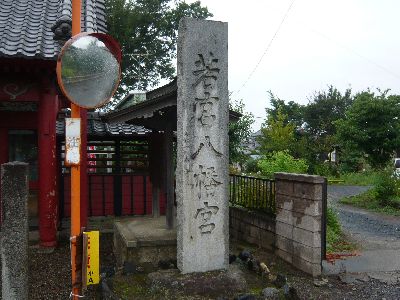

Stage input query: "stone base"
[
  {"left": 148, "top": 265, "right": 247, "bottom": 296},
  {"left": 113, "top": 216, "right": 177, "bottom": 268}
]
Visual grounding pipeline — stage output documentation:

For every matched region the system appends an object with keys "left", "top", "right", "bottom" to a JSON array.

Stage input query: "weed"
[{"left": 326, "top": 207, "right": 356, "bottom": 253}]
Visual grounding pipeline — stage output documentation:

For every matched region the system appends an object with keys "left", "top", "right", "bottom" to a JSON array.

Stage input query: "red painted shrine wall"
[{"left": 62, "top": 175, "right": 166, "bottom": 217}]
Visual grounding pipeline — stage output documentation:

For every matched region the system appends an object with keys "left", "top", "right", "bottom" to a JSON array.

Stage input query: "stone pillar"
[
  {"left": 274, "top": 173, "right": 325, "bottom": 276},
  {"left": 1, "top": 162, "right": 29, "bottom": 300},
  {"left": 0, "top": 128, "right": 8, "bottom": 220},
  {"left": 177, "top": 18, "right": 229, "bottom": 273}
]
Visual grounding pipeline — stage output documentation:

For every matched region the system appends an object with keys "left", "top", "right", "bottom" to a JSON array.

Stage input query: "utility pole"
[{"left": 70, "top": 0, "right": 81, "bottom": 299}]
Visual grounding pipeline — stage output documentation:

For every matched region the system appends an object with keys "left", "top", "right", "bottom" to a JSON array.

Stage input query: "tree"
[
  {"left": 229, "top": 99, "right": 254, "bottom": 165},
  {"left": 265, "top": 91, "right": 303, "bottom": 127},
  {"left": 304, "top": 86, "right": 353, "bottom": 136},
  {"left": 105, "top": 0, "right": 212, "bottom": 106},
  {"left": 336, "top": 90, "right": 400, "bottom": 169},
  {"left": 258, "top": 108, "right": 296, "bottom": 154},
  {"left": 303, "top": 86, "right": 353, "bottom": 159}
]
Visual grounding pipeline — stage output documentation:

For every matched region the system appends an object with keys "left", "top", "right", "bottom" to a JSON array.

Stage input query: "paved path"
[{"left": 323, "top": 185, "right": 400, "bottom": 276}]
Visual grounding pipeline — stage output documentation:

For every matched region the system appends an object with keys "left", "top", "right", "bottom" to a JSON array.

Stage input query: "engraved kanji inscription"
[
  {"left": 198, "top": 101, "right": 215, "bottom": 126},
  {"left": 194, "top": 202, "right": 219, "bottom": 234},
  {"left": 193, "top": 52, "right": 220, "bottom": 127},
  {"left": 191, "top": 136, "right": 222, "bottom": 160},
  {"left": 191, "top": 164, "right": 222, "bottom": 199}
]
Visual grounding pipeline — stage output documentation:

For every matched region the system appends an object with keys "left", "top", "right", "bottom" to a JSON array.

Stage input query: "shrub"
[
  {"left": 257, "top": 151, "right": 308, "bottom": 178},
  {"left": 244, "top": 157, "right": 260, "bottom": 173},
  {"left": 374, "top": 170, "right": 399, "bottom": 206},
  {"left": 229, "top": 165, "right": 241, "bottom": 175},
  {"left": 313, "top": 162, "right": 339, "bottom": 177}
]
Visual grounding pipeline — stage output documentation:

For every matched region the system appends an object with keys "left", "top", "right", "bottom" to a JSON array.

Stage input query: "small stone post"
[
  {"left": 177, "top": 18, "right": 229, "bottom": 273},
  {"left": 1, "top": 162, "right": 29, "bottom": 300}
]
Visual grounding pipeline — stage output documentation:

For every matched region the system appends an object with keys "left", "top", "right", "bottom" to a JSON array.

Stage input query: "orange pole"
[{"left": 71, "top": 0, "right": 81, "bottom": 299}]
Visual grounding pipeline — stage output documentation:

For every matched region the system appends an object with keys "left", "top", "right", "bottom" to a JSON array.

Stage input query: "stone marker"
[
  {"left": 1, "top": 162, "right": 29, "bottom": 300},
  {"left": 177, "top": 18, "right": 229, "bottom": 273}
]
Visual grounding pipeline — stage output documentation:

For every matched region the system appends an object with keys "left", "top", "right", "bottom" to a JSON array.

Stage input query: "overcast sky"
[{"left": 185, "top": 0, "right": 400, "bottom": 130}]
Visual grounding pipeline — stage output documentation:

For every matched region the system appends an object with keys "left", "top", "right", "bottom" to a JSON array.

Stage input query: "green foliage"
[
  {"left": 302, "top": 86, "right": 353, "bottom": 164},
  {"left": 327, "top": 207, "right": 341, "bottom": 233},
  {"left": 258, "top": 87, "right": 355, "bottom": 173},
  {"left": 326, "top": 207, "right": 354, "bottom": 253},
  {"left": 265, "top": 91, "right": 304, "bottom": 127},
  {"left": 374, "top": 170, "right": 399, "bottom": 206},
  {"left": 335, "top": 90, "right": 400, "bottom": 169},
  {"left": 104, "top": 0, "right": 212, "bottom": 104},
  {"left": 313, "top": 162, "right": 339, "bottom": 177},
  {"left": 337, "top": 147, "right": 364, "bottom": 173},
  {"left": 304, "top": 86, "right": 353, "bottom": 138},
  {"left": 244, "top": 157, "right": 260, "bottom": 174},
  {"left": 258, "top": 109, "right": 296, "bottom": 154},
  {"left": 326, "top": 206, "right": 341, "bottom": 251},
  {"left": 228, "top": 99, "right": 255, "bottom": 165},
  {"left": 258, "top": 151, "right": 308, "bottom": 178},
  {"left": 229, "top": 164, "right": 241, "bottom": 175},
  {"left": 341, "top": 188, "right": 400, "bottom": 215},
  {"left": 338, "top": 169, "right": 400, "bottom": 214},
  {"left": 333, "top": 170, "right": 383, "bottom": 186}
]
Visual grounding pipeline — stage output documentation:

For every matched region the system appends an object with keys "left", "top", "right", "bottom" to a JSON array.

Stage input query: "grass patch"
[
  {"left": 329, "top": 170, "right": 382, "bottom": 186},
  {"left": 112, "top": 274, "right": 151, "bottom": 299},
  {"left": 340, "top": 189, "right": 400, "bottom": 216},
  {"left": 326, "top": 207, "right": 356, "bottom": 253}
]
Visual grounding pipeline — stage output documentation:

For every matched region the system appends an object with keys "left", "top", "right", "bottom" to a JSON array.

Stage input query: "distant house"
[
  {"left": 241, "top": 130, "right": 262, "bottom": 159},
  {"left": 114, "top": 92, "right": 147, "bottom": 110}
]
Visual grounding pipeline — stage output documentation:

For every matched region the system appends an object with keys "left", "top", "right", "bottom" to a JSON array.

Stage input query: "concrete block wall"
[
  {"left": 229, "top": 173, "right": 325, "bottom": 277},
  {"left": 274, "top": 172, "right": 325, "bottom": 276},
  {"left": 229, "top": 206, "right": 275, "bottom": 251}
]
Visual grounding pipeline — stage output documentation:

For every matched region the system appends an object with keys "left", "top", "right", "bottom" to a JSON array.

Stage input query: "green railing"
[{"left": 229, "top": 174, "right": 275, "bottom": 215}]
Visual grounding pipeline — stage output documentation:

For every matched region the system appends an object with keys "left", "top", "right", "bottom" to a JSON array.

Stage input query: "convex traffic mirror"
[{"left": 57, "top": 33, "right": 121, "bottom": 108}]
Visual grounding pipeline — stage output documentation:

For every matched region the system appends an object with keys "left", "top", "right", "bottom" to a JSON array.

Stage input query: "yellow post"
[{"left": 71, "top": 0, "right": 81, "bottom": 299}]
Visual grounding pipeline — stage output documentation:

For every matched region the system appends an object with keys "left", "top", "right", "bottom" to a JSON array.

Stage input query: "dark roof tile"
[
  {"left": 0, "top": 0, "right": 107, "bottom": 59},
  {"left": 56, "top": 111, "right": 151, "bottom": 137}
]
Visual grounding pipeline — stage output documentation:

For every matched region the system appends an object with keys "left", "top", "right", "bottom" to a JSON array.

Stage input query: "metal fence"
[{"left": 229, "top": 174, "right": 275, "bottom": 215}]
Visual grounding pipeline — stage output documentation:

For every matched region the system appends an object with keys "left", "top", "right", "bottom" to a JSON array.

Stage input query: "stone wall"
[
  {"left": 229, "top": 206, "right": 275, "bottom": 251},
  {"left": 274, "top": 173, "right": 325, "bottom": 276},
  {"left": 230, "top": 173, "right": 325, "bottom": 277}
]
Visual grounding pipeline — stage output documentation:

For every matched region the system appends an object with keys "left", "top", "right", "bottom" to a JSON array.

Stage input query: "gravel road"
[{"left": 327, "top": 185, "right": 400, "bottom": 249}]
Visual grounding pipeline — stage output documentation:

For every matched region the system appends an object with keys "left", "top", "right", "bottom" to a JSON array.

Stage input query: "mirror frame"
[{"left": 56, "top": 32, "right": 122, "bottom": 109}]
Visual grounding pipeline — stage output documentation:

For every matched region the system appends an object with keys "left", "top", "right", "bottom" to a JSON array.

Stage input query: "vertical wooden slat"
[
  {"left": 164, "top": 126, "right": 175, "bottom": 229},
  {"left": 102, "top": 175, "right": 105, "bottom": 216},
  {"left": 143, "top": 175, "right": 147, "bottom": 215},
  {"left": 113, "top": 140, "right": 122, "bottom": 216},
  {"left": 130, "top": 175, "right": 134, "bottom": 215},
  {"left": 88, "top": 175, "right": 92, "bottom": 216}
]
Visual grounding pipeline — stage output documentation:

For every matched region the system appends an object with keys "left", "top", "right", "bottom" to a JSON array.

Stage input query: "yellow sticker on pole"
[{"left": 83, "top": 231, "right": 100, "bottom": 286}]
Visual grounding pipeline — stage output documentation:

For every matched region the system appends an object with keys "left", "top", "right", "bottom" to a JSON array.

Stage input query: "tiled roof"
[
  {"left": 0, "top": 0, "right": 107, "bottom": 60},
  {"left": 56, "top": 111, "right": 151, "bottom": 137}
]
